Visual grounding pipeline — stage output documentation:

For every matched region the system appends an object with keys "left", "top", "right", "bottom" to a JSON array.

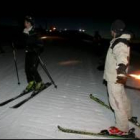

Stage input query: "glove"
[
  {"left": 116, "top": 64, "right": 127, "bottom": 84},
  {"left": 117, "top": 64, "right": 127, "bottom": 74}
]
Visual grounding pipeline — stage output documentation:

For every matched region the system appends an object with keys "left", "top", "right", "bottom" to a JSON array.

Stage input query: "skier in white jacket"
[{"left": 103, "top": 20, "right": 135, "bottom": 136}]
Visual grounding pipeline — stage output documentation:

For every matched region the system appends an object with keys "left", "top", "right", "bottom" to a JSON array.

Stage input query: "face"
[
  {"left": 111, "top": 30, "right": 116, "bottom": 38},
  {"left": 24, "top": 20, "right": 32, "bottom": 29}
]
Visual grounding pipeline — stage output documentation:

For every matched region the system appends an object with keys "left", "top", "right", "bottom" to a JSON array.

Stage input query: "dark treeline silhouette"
[{"left": 0, "top": 24, "right": 140, "bottom": 56}]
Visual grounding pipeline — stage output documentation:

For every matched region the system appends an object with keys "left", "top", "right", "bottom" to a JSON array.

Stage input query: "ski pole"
[
  {"left": 12, "top": 42, "right": 20, "bottom": 85},
  {"left": 38, "top": 55, "right": 57, "bottom": 89}
]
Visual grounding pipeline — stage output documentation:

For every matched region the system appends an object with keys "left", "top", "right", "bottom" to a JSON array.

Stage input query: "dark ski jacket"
[{"left": 23, "top": 27, "right": 44, "bottom": 54}]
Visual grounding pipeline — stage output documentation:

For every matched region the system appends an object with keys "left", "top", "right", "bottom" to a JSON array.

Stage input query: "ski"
[
  {"left": 11, "top": 82, "right": 52, "bottom": 108},
  {"left": 57, "top": 125, "right": 138, "bottom": 139},
  {"left": 89, "top": 94, "right": 140, "bottom": 128},
  {"left": 89, "top": 94, "right": 111, "bottom": 109},
  {"left": 0, "top": 90, "right": 32, "bottom": 106}
]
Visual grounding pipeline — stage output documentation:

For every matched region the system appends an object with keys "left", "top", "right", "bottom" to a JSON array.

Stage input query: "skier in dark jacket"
[{"left": 23, "top": 16, "right": 45, "bottom": 92}]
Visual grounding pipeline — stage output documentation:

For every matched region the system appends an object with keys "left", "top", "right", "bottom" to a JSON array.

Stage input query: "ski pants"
[
  {"left": 25, "top": 52, "right": 42, "bottom": 83},
  {"left": 107, "top": 82, "right": 132, "bottom": 132}
]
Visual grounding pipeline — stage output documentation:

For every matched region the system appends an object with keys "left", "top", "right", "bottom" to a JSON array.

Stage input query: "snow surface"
[{"left": 0, "top": 45, "right": 140, "bottom": 139}]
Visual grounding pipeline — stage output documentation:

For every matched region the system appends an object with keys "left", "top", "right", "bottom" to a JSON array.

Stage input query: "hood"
[
  {"left": 110, "top": 33, "right": 131, "bottom": 45},
  {"left": 119, "top": 33, "right": 131, "bottom": 40}
]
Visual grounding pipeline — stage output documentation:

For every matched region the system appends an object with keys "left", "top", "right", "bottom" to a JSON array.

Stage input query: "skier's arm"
[
  {"left": 113, "top": 42, "right": 129, "bottom": 66},
  {"left": 113, "top": 43, "right": 129, "bottom": 83},
  {"left": 35, "top": 38, "right": 44, "bottom": 54},
  {"left": 32, "top": 33, "right": 44, "bottom": 54}
]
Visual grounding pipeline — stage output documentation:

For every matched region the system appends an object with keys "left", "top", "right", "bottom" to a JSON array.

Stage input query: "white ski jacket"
[{"left": 103, "top": 34, "right": 131, "bottom": 82}]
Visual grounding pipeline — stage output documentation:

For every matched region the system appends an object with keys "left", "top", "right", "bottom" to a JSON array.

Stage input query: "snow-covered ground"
[{"left": 0, "top": 45, "right": 140, "bottom": 139}]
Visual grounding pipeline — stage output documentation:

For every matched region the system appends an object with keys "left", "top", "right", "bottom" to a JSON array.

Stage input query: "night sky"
[{"left": 0, "top": 1, "right": 140, "bottom": 39}]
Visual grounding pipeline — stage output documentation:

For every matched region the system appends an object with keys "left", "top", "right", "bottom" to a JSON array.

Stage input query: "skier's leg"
[
  {"left": 30, "top": 53, "right": 42, "bottom": 83},
  {"left": 122, "top": 87, "right": 132, "bottom": 120},
  {"left": 30, "top": 53, "right": 46, "bottom": 91},
  {"left": 24, "top": 52, "right": 36, "bottom": 92},
  {"left": 25, "top": 52, "right": 34, "bottom": 82},
  {"left": 107, "top": 82, "right": 129, "bottom": 132}
]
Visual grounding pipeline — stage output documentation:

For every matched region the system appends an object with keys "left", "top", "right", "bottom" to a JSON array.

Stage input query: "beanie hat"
[
  {"left": 25, "top": 16, "right": 34, "bottom": 25},
  {"left": 111, "top": 19, "right": 125, "bottom": 33}
]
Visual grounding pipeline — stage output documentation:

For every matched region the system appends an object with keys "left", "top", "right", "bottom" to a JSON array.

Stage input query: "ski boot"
[
  {"left": 100, "top": 126, "right": 136, "bottom": 138},
  {"left": 34, "top": 82, "right": 46, "bottom": 92},
  {"left": 31, "top": 82, "right": 46, "bottom": 96},
  {"left": 23, "top": 81, "right": 35, "bottom": 93},
  {"left": 100, "top": 126, "right": 128, "bottom": 136}
]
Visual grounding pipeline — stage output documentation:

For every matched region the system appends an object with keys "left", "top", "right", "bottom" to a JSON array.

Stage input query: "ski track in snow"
[{"left": 0, "top": 46, "right": 140, "bottom": 139}]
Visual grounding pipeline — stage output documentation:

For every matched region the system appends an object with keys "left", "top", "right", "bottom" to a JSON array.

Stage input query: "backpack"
[{"left": 111, "top": 38, "right": 130, "bottom": 49}]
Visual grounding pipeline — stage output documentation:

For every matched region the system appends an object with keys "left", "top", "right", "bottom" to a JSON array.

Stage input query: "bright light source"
[
  {"left": 64, "top": 28, "right": 67, "bottom": 31},
  {"left": 129, "top": 74, "right": 140, "bottom": 80},
  {"left": 49, "top": 30, "right": 52, "bottom": 32},
  {"left": 53, "top": 27, "right": 56, "bottom": 30},
  {"left": 41, "top": 36, "right": 47, "bottom": 39},
  {"left": 82, "top": 30, "right": 85, "bottom": 32},
  {"left": 79, "top": 29, "right": 82, "bottom": 32}
]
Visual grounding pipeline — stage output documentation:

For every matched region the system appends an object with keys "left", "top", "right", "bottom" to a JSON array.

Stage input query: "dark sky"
[{"left": 0, "top": 1, "right": 140, "bottom": 38}]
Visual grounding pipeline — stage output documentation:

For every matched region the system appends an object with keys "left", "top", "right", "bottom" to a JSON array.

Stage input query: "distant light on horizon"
[
  {"left": 53, "top": 27, "right": 56, "bottom": 31},
  {"left": 1, "top": 17, "right": 140, "bottom": 39},
  {"left": 41, "top": 36, "right": 47, "bottom": 39},
  {"left": 79, "top": 29, "right": 85, "bottom": 32}
]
